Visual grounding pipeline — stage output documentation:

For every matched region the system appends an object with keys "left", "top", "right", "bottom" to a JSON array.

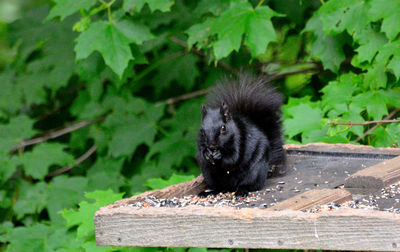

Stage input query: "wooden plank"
[
  {"left": 345, "top": 156, "right": 400, "bottom": 194},
  {"left": 268, "top": 189, "right": 351, "bottom": 211},
  {"left": 95, "top": 205, "right": 400, "bottom": 251},
  {"left": 111, "top": 175, "right": 206, "bottom": 208},
  {"left": 285, "top": 143, "right": 400, "bottom": 156}
]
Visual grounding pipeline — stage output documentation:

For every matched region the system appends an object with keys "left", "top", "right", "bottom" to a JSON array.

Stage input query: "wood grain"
[
  {"left": 95, "top": 205, "right": 400, "bottom": 251},
  {"left": 268, "top": 189, "right": 351, "bottom": 211},
  {"left": 95, "top": 143, "right": 400, "bottom": 250},
  {"left": 285, "top": 143, "right": 400, "bottom": 156},
  {"left": 345, "top": 156, "right": 400, "bottom": 193}
]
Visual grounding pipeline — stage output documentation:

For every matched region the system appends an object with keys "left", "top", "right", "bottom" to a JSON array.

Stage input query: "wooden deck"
[{"left": 94, "top": 143, "right": 400, "bottom": 251}]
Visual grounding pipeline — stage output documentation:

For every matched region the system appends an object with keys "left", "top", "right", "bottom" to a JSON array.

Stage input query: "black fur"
[{"left": 197, "top": 74, "right": 286, "bottom": 196}]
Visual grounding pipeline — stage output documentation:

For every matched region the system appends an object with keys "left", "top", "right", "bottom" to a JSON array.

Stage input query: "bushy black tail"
[{"left": 207, "top": 73, "right": 286, "bottom": 175}]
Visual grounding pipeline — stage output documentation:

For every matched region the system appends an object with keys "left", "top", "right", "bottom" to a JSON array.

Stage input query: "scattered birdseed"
[
  {"left": 304, "top": 181, "right": 400, "bottom": 214},
  {"left": 126, "top": 155, "right": 398, "bottom": 211},
  {"left": 128, "top": 191, "right": 264, "bottom": 209}
]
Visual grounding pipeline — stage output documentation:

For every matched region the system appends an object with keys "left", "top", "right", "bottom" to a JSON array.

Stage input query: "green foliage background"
[{"left": 0, "top": 0, "right": 400, "bottom": 251}]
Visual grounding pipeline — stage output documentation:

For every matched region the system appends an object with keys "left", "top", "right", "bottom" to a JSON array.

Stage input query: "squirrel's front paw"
[
  {"left": 212, "top": 150, "right": 222, "bottom": 160},
  {"left": 204, "top": 150, "right": 215, "bottom": 165}
]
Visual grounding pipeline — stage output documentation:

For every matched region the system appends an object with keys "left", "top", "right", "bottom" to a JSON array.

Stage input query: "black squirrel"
[{"left": 197, "top": 73, "right": 286, "bottom": 196}]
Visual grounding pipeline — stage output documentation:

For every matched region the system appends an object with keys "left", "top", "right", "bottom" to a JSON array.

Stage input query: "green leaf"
[
  {"left": 20, "top": 143, "right": 75, "bottom": 180},
  {"left": 14, "top": 73, "right": 47, "bottom": 105},
  {"left": 378, "top": 89, "right": 400, "bottom": 107},
  {"left": 0, "top": 115, "right": 36, "bottom": 155},
  {"left": 47, "top": 176, "right": 88, "bottom": 224},
  {"left": 146, "top": 131, "right": 196, "bottom": 169},
  {"left": 369, "top": 0, "right": 400, "bottom": 40},
  {"left": 124, "top": 0, "right": 174, "bottom": 12},
  {"left": 2, "top": 223, "right": 78, "bottom": 252},
  {"left": 387, "top": 54, "right": 400, "bottom": 80},
  {"left": 244, "top": 6, "right": 277, "bottom": 56},
  {"left": 186, "top": 18, "right": 214, "bottom": 49},
  {"left": 371, "top": 123, "right": 400, "bottom": 147},
  {"left": 163, "top": 99, "right": 202, "bottom": 132},
  {"left": 364, "top": 40, "right": 400, "bottom": 88},
  {"left": 108, "top": 115, "right": 155, "bottom": 157},
  {"left": 115, "top": 19, "right": 155, "bottom": 44},
  {"left": 152, "top": 54, "right": 200, "bottom": 93},
  {"left": 47, "top": 0, "right": 97, "bottom": 20},
  {"left": 195, "top": 0, "right": 230, "bottom": 16},
  {"left": 0, "top": 190, "right": 10, "bottom": 208},
  {"left": 209, "top": 2, "right": 280, "bottom": 59},
  {"left": 87, "top": 157, "right": 125, "bottom": 192},
  {"left": 75, "top": 20, "right": 153, "bottom": 78},
  {"left": 130, "top": 160, "right": 174, "bottom": 193},
  {"left": 13, "top": 181, "right": 48, "bottom": 219},
  {"left": 146, "top": 173, "right": 195, "bottom": 190},
  {"left": 355, "top": 28, "right": 388, "bottom": 64},
  {"left": 0, "top": 221, "right": 13, "bottom": 239},
  {"left": 304, "top": 15, "right": 347, "bottom": 73},
  {"left": 46, "top": 226, "right": 83, "bottom": 251},
  {"left": 284, "top": 102, "right": 324, "bottom": 139},
  {"left": 81, "top": 240, "right": 112, "bottom": 252},
  {"left": 0, "top": 71, "right": 22, "bottom": 115},
  {"left": 211, "top": 2, "right": 251, "bottom": 59},
  {"left": 317, "top": 0, "right": 365, "bottom": 35},
  {"left": 106, "top": 105, "right": 164, "bottom": 157},
  {"left": 320, "top": 73, "right": 360, "bottom": 112},
  {"left": 2, "top": 223, "right": 53, "bottom": 251},
  {"left": 352, "top": 91, "right": 388, "bottom": 120},
  {"left": 10, "top": 7, "right": 77, "bottom": 93},
  {"left": 364, "top": 62, "right": 387, "bottom": 89},
  {"left": 0, "top": 156, "right": 20, "bottom": 183},
  {"left": 61, "top": 189, "right": 124, "bottom": 238}
]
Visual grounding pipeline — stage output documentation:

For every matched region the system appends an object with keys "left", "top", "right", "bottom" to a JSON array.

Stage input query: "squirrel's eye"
[{"left": 220, "top": 125, "right": 226, "bottom": 134}]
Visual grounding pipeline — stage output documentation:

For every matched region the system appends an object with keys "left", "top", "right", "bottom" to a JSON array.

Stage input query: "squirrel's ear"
[
  {"left": 220, "top": 102, "right": 230, "bottom": 122},
  {"left": 201, "top": 104, "right": 207, "bottom": 118}
]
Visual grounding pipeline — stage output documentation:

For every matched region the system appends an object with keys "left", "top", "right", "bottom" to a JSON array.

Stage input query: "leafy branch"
[
  {"left": 46, "top": 145, "right": 98, "bottom": 177},
  {"left": 10, "top": 118, "right": 104, "bottom": 154},
  {"left": 329, "top": 119, "right": 400, "bottom": 126},
  {"left": 355, "top": 107, "right": 400, "bottom": 142}
]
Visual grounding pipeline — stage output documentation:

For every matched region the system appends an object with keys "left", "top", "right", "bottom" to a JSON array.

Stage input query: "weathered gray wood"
[
  {"left": 345, "top": 156, "right": 400, "bottom": 194},
  {"left": 95, "top": 143, "right": 400, "bottom": 250},
  {"left": 286, "top": 142, "right": 400, "bottom": 156},
  {"left": 95, "top": 205, "right": 400, "bottom": 251},
  {"left": 268, "top": 189, "right": 351, "bottom": 211}
]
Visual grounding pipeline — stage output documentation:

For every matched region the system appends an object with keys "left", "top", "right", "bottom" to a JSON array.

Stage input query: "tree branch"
[
  {"left": 134, "top": 50, "right": 186, "bottom": 83},
  {"left": 156, "top": 87, "right": 211, "bottom": 106},
  {"left": 329, "top": 119, "right": 400, "bottom": 126},
  {"left": 10, "top": 117, "right": 104, "bottom": 154},
  {"left": 355, "top": 107, "right": 400, "bottom": 142},
  {"left": 46, "top": 144, "right": 98, "bottom": 178}
]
